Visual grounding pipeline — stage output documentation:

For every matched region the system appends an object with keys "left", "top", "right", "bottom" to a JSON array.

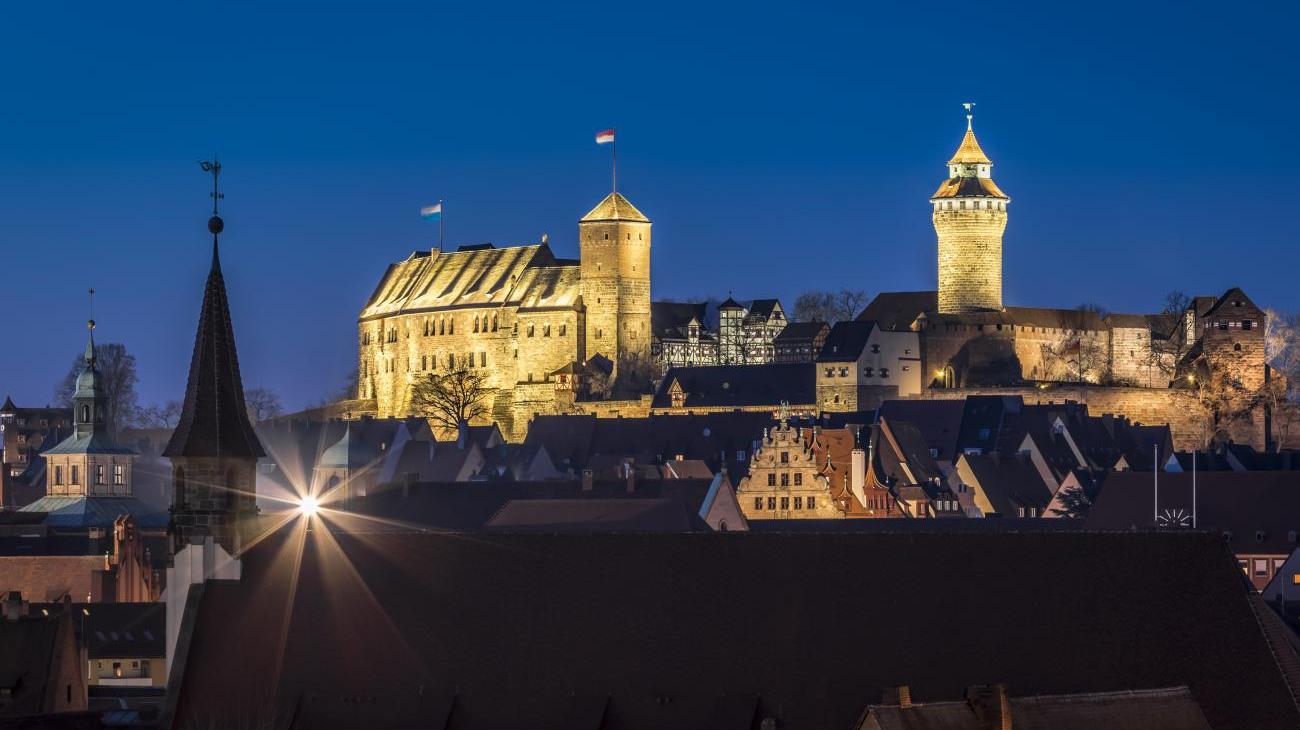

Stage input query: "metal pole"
[
  {"left": 612, "top": 131, "right": 617, "bottom": 193},
  {"left": 439, "top": 199, "right": 444, "bottom": 252},
  {"left": 1154, "top": 443, "right": 1159, "bottom": 525},
  {"left": 1192, "top": 445, "right": 1197, "bottom": 529}
]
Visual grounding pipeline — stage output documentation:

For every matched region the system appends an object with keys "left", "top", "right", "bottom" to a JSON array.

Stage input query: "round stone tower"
[
  {"left": 579, "top": 192, "right": 652, "bottom": 386},
  {"left": 931, "top": 109, "right": 1009, "bottom": 313}
]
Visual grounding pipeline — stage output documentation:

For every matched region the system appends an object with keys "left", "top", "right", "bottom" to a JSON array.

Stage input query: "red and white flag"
[{"left": 595, "top": 129, "right": 615, "bottom": 145}]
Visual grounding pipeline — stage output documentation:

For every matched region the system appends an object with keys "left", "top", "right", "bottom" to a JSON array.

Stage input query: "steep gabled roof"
[
  {"left": 1203, "top": 287, "right": 1262, "bottom": 318},
  {"left": 163, "top": 243, "right": 265, "bottom": 460},
  {"left": 857, "top": 292, "right": 936, "bottom": 330},
  {"left": 818, "top": 321, "right": 876, "bottom": 362}
]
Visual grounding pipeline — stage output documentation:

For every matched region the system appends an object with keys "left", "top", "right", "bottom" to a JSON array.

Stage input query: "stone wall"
[
  {"left": 934, "top": 206, "right": 1005, "bottom": 313},
  {"left": 910, "top": 384, "right": 1288, "bottom": 452}
]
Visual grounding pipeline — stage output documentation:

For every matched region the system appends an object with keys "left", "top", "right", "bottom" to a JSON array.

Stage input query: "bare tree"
[
  {"left": 54, "top": 342, "right": 139, "bottom": 435},
  {"left": 1265, "top": 308, "right": 1300, "bottom": 393},
  {"left": 409, "top": 368, "right": 490, "bottom": 432},
  {"left": 1182, "top": 346, "right": 1255, "bottom": 449},
  {"left": 793, "top": 289, "right": 869, "bottom": 323},
  {"left": 243, "top": 387, "right": 284, "bottom": 423},
  {"left": 135, "top": 400, "right": 182, "bottom": 429},
  {"left": 1040, "top": 304, "right": 1108, "bottom": 383},
  {"left": 1149, "top": 291, "right": 1193, "bottom": 381}
]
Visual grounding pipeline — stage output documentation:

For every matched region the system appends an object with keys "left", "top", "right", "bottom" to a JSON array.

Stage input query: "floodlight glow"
[{"left": 298, "top": 495, "right": 321, "bottom": 516}]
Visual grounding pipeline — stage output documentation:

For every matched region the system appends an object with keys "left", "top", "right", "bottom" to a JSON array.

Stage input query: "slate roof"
[
  {"left": 169, "top": 530, "right": 1300, "bottom": 729},
  {"left": 1203, "top": 287, "right": 1261, "bottom": 318},
  {"left": 746, "top": 299, "right": 782, "bottom": 321},
  {"left": 19, "top": 497, "right": 168, "bottom": 530},
  {"left": 857, "top": 292, "right": 936, "bottom": 331},
  {"left": 651, "top": 301, "right": 708, "bottom": 340},
  {"left": 580, "top": 192, "right": 649, "bottom": 223},
  {"left": 818, "top": 321, "right": 876, "bottom": 362},
  {"left": 163, "top": 242, "right": 265, "bottom": 460},
  {"left": 42, "top": 433, "right": 136, "bottom": 456},
  {"left": 1086, "top": 471, "right": 1300, "bottom": 553},
  {"left": 83, "top": 603, "right": 165, "bottom": 660},
  {"left": 653, "top": 364, "right": 815, "bottom": 409}
]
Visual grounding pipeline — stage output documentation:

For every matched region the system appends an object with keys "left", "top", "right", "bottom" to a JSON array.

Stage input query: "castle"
[{"left": 359, "top": 192, "right": 652, "bottom": 438}]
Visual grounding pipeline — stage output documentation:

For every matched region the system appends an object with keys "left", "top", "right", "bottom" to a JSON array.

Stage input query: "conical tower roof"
[
  {"left": 163, "top": 242, "right": 266, "bottom": 459},
  {"left": 580, "top": 192, "right": 649, "bottom": 223},
  {"left": 318, "top": 423, "right": 376, "bottom": 469},
  {"left": 947, "top": 125, "right": 992, "bottom": 166}
]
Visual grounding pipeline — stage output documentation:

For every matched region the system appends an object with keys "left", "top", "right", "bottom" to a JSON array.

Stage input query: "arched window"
[
  {"left": 449, "top": 319, "right": 455, "bottom": 335},
  {"left": 492, "top": 314, "right": 498, "bottom": 332},
  {"left": 473, "top": 317, "right": 480, "bottom": 333},
  {"left": 81, "top": 405, "right": 90, "bottom": 422},
  {"left": 439, "top": 319, "right": 445, "bottom": 336}
]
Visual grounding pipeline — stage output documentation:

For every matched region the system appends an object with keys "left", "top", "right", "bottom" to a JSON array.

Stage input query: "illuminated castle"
[{"left": 358, "top": 193, "right": 652, "bottom": 438}]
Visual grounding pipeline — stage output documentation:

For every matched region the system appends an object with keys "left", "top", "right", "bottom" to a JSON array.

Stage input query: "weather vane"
[
  {"left": 87, "top": 287, "right": 96, "bottom": 331},
  {"left": 198, "top": 157, "right": 225, "bottom": 235},
  {"left": 963, "top": 101, "right": 975, "bottom": 130}
]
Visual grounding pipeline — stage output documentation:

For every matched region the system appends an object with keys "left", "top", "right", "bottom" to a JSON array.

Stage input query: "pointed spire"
[{"left": 163, "top": 165, "right": 264, "bottom": 460}]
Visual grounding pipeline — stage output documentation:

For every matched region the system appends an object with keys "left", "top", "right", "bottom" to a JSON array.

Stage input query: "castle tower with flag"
[{"left": 931, "top": 105, "right": 1010, "bottom": 314}]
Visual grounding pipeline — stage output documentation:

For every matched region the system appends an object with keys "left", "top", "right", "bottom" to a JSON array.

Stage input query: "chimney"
[
  {"left": 881, "top": 686, "right": 912, "bottom": 707},
  {"left": 851, "top": 447, "right": 866, "bottom": 506},
  {"left": 3, "top": 591, "right": 26, "bottom": 621},
  {"left": 965, "top": 684, "right": 1011, "bottom": 730},
  {"left": 582, "top": 469, "right": 594, "bottom": 491}
]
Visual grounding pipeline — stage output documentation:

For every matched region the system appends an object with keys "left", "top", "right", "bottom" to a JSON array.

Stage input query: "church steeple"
[
  {"left": 165, "top": 160, "right": 264, "bottom": 556},
  {"left": 72, "top": 316, "right": 107, "bottom": 440}
]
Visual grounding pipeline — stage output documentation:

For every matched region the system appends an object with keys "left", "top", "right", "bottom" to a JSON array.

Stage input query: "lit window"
[
  {"left": 794, "top": 473, "right": 802, "bottom": 486},
  {"left": 767, "top": 497, "right": 776, "bottom": 509},
  {"left": 113, "top": 465, "right": 124, "bottom": 485},
  {"left": 807, "top": 496, "right": 815, "bottom": 509},
  {"left": 781, "top": 473, "right": 789, "bottom": 487},
  {"left": 1254, "top": 559, "right": 1269, "bottom": 577},
  {"left": 794, "top": 496, "right": 803, "bottom": 509},
  {"left": 780, "top": 496, "right": 789, "bottom": 509},
  {"left": 754, "top": 497, "right": 763, "bottom": 510}
]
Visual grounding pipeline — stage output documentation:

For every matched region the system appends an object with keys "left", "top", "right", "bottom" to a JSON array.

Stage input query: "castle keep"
[
  {"left": 932, "top": 111, "right": 1008, "bottom": 313},
  {"left": 359, "top": 192, "right": 651, "bottom": 438}
]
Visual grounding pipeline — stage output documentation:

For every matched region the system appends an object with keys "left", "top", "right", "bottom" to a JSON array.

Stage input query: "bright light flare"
[{"left": 298, "top": 494, "right": 321, "bottom": 516}]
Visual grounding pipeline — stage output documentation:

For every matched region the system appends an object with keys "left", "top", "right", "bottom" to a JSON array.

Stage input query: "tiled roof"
[
  {"left": 84, "top": 602, "right": 166, "bottom": 659},
  {"left": 1203, "top": 287, "right": 1262, "bottom": 318},
  {"left": 879, "top": 400, "right": 964, "bottom": 462},
  {"left": 359, "top": 244, "right": 581, "bottom": 321},
  {"left": 747, "top": 299, "right": 783, "bottom": 320},
  {"left": 163, "top": 242, "right": 265, "bottom": 460},
  {"left": 171, "top": 530, "right": 1300, "bottom": 729},
  {"left": 861, "top": 686, "right": 1212, "bottom": 730},
  {"left": 653, "top": 364, "right": 815, "bottom": 408},
  {"left": 947, "top": 126, "right": 992, "bottom": 165},
  {"left": 0, "top": 556, "right": 103, "bottom": 602},
  {"left": 931, "top": 175, "right": 1008, "bottom": 200},
  {"left": 0, "top": 609, "right": 66, "bottom": 716},
  {"left": 579, "top": 192, "right": 649, "bottom": 223},
  {"left": 962, "top": 452, "right": 1053, "bottom": 515},
  {"left": 651, "top": 301, "right": 708, "bottom": 340}
]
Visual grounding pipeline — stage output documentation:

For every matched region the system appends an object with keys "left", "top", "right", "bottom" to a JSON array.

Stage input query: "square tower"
[{"left": 579, "top": 192, "right": 652, "bottom": 389}]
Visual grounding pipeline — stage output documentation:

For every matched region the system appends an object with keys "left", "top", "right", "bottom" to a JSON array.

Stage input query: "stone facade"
[{"left": 360, "top": 193, "right": 651, "bottom": 440}]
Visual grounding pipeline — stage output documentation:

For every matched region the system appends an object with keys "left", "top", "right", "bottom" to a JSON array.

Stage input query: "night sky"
[{"left": 1, "top": 1, "right": 1295, "bottom": 411}]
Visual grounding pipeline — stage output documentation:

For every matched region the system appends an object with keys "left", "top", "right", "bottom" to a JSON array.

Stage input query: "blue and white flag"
[{"left": 420, "top": 202, "right": 443, "bottom": 221}]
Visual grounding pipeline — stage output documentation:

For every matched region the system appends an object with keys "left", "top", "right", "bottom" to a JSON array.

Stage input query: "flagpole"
[
  {"left": 612, "top": 131, "right": 617, "bottom": 193},
  {"left": 1192, "top": 445, "right": 1197, "bottom": 529},
  {"left": 439, "top": 199, "right": 444, "bottom": 252},
  {"left": 1154, "top": 443, "right": 1159, "bottom": 525}
]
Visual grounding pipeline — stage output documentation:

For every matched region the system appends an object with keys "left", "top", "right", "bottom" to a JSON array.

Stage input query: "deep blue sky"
[{"left": 1, "top": 1, "right": 1296, "bottom": 411}]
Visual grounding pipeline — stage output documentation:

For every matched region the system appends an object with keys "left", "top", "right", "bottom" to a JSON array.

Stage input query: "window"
[
  {"left": 825, "top": 368, "right": 834, "bottom": 377},
  {"left": 480, "top": 352, "right": 487, "bottom": 367},
  {"left": 113, "top": 464, "right": 124, "bottom": 485},
  {"left": 1254, "top": 559, "right": 1269, "bottom": 578},
  {"left": 95, "top": 464, "right": 105, "bottom": 485},
  {"left": 543, "top": 325, "right": 551, "bottom": 337},
  {"left": 863, "top": 367, "right": 874, "bottom": 377},
  {"left": 767, "top": 473, "right": 776, "bottom": 486},
  {"left": 449, "top": 319, "right": 455, "bottom": 335},
  {"left": 879, "top": 368, "right": 889, "bottom": 378},
  {"left": 839, "top": 367, "right": 848, "bottom": 377},
  {"left": 780, "top": 473, "right": 789, "bottom": 486},
  {"left": 492, "top": 314, "right": 499, "bottom": 332},
  {"left": 473, "top": 318, "right": 480, "bottom": 333},
  {"left": 794, "top": 473, "right": 802, "bottom": 486},
  {"left": 528, "top": 324, "right": 535, "bottom": 337},
  {"left": 754, "top": 497, "right": 763, "bottom": 510},
  {"left": 780, "top": 452, "right": 789, "bottom": 463},
  {"left": 54, "top": 465, "right": 63, "bottom": 485},
  {"left": 1234, "top": 343, "right": 1242, "bottom": 351},
  {"left": 871, "top": 344, "right": 880, "bottom": 354},
  {"left": 807, "top": 496, "right": 815, "bottom": 509},
  {"left": 1242, "top": 320, "right": 1252, "bottom": 330},
  {"left": 1017, "top": 507, "right": 1025, "bottom": 517},
  {"left": 71, "top": 465, "right": 79, "bottom": 484},
  {"left": 559, "top": 324, "right": 567, "bottom": 336},
  {"left": 794, "top": 496, "right": 803, "bottom": 509},
  {"left": 737, "top": 450, "right": 747, "bottom": 461},
  {"left": 780, "top": 496, "right": 789, "bottom": 509},
  {"left": 767, "top": 497, "right": 776, "bottom": 510}
]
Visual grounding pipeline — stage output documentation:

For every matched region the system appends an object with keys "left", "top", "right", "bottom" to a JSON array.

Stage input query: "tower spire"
[
  {"left": 85, "top": 288, "right": 97, "bottom": 365},
  {"left": 964, "top": 101, "right": 974, "bottom": 131}
]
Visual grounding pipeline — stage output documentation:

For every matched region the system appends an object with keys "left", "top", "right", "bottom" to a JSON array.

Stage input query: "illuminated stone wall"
[{"left": 934, "top": 205, "right": 1005, "bottom": 313}]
